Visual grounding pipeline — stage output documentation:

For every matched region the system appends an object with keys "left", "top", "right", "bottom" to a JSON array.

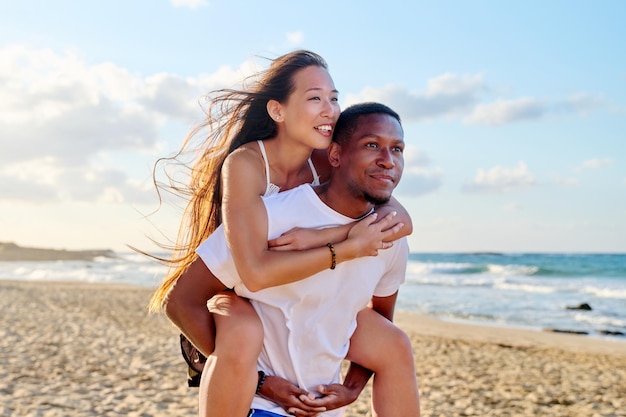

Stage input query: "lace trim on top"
[{"left": 257, "top": 140, "right": 320, "bottom": 197}]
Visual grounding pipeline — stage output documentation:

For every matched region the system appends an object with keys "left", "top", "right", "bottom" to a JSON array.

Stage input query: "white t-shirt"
[{"left": 196, "top": 184, "right": 408, "bottom": 417}]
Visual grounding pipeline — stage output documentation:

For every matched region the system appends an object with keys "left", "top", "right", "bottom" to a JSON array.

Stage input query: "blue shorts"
[{"left": 249, "top": 409, "right": 284, "bottom": 417}]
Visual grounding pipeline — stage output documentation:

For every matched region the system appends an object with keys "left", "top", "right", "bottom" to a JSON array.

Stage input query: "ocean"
[{"left": 1, "top": 252, "right": 625, "bottom": 340}]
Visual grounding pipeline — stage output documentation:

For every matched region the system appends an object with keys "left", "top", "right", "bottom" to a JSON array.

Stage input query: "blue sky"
[{"left": 1, "top": 0, "right": 624, "bottom": 253}]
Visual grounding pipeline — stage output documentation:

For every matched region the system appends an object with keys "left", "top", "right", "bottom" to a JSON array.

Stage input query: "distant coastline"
[{"left": 0, "top": 242, "right": 116, "bottom": 262}]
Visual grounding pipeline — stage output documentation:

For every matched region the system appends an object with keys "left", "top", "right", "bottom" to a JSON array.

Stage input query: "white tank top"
[{"left": 257, "top": 140, "right": 321, "bottom": 197}]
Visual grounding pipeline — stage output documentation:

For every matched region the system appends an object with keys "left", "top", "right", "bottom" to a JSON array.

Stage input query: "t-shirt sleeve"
[
  {"left": 195, "top": 226, "right": 241, "bottom": 289},
  {"left": 372, "top": 238, "right": 409, "bottom": 297}
]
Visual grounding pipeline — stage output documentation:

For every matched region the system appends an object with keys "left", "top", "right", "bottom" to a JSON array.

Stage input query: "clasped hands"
[{"left": 259, "top": 375, "right": 360, "bottom": 417}]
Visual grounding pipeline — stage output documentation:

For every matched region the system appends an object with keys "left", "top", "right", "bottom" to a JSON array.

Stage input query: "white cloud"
[
  {"left": 170, "top": 0, "right": 208, "bottom": 9},
  {"left": 286, "top": 31, "right": 304, "bottom": 45},
  {"left": 403, "top": 145, "right": 432, "bottom": 166},
  {"left": 462, "top": 161, "right": 535, "bottom": 193},
  {"left": 347, "top": 71, "right": 603, "bottom": 127},
  {"left": 344, "top": 73, "right": 485, "bottom": 122},
  {"left": 557, "top": 93, "right": 604, "bottom": 115},
  {"left": 553, "top": 176, "right": 580, "bottom": 187},
  {"left": 464, "top": 93, "right": 603, "bottom": 126},
  {"left": 395, "top": 146, "right": 443, "bottom": 197},
  {"left": 576, "top": 157, "right": 613, "bottom": 171},
  {"left": 0, "top": 157, "right": 155, "bottom": 204},
  {"left": 504, "top": 202, "right": 523, "bottom": 212},
  {"left": 464, "top": 97, "right": 545, "bottom": 125},
  {"left": 0, "top": 44, "right": 252, "bottom": 205}
]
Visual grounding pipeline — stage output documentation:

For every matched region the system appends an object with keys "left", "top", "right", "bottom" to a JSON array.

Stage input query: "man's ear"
[
  {"left": 327, "top": 142, "right": 341, "bottom": 168},
  {"left": 266, "top": 100, "right": 283, "bottom": 122}
]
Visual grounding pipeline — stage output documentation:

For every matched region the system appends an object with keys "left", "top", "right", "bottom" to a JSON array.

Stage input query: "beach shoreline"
[
  {"left": 0, "top": 242, "right": 116, "bottom": 262},
  {"left": 1, "top": 280, "right": 624, "bottom": 416}
]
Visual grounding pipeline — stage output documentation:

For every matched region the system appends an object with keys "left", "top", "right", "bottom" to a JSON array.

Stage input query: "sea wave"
[
  {"left": 494, "top": 282, "right": 556, "bottom": 294},
  {"left": 407, "top": 262, "right": 539, "bottom": 276},
  {"left": 2, "top": 251, "right": 625, "bottom": 338},
  {"left": 0, "top": 254, "right": 167, "bottom": 287},
  {"left": 572, "top": 312, "right": 626, "bottom": 329},
  {"left": 407, "top": 253, "right": 626, "bottom": 278},
  {"left": 581, "top": 286, "right": 626, "bottom": 300}
]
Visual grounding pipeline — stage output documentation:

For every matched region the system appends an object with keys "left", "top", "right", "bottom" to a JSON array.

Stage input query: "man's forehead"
[{"left": 350, "top": 113, "right": 403, "bottom": 141}]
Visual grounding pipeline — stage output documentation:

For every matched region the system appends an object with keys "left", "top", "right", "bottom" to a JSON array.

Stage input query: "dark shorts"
[{"left": 248, "top": 409, "right": 284, "bottom": 417}]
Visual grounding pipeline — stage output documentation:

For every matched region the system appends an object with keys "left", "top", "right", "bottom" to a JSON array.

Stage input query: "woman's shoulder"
[
  {"left": 225, "top": 142, "right": 263, "bottom": 169},
  {"left": 222, "top": 143, "right": 267, "bottom": 192},
  {"left": 222, "top": 143, "right": 266, "bottom": 186}
]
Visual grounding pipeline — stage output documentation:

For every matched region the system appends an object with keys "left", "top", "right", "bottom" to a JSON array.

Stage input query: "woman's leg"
[
  {"left": 346, "top": 308, "right": 420, "bottom": 417},
  {"left": 199, "top": 291, "right": 264, "bottom": 417}
]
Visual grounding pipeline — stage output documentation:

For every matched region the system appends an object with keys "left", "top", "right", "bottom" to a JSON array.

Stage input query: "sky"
[{"left": 1, "top": 0, "right": 625, "bottom": 253}]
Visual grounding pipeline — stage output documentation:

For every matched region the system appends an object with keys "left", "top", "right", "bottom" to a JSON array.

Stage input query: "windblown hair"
[
  {"left": 332, "top": 102, "right": 402, "bottom": 145},
  {"left": 147, "top": 50, "right": 328, "bottom": 312}
]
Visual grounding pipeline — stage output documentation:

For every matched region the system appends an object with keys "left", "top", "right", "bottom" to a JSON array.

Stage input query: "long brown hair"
[{"left": 147, "top": 50, "right": 329, "bottom": 312}]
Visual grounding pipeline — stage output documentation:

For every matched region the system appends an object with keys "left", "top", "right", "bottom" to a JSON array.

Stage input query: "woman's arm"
[
  {"left": 221, "top": 148, "right": 400, "bottom": 292},
  {"left": 267, "top": 197, "right": 411, "bottom": 252},
  {"left": 267, "top": 223, "right": 352, "bottom": 251}
]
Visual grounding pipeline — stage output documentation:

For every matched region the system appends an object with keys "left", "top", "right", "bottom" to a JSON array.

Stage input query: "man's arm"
[{"left": 376, "top": 195, "right": 413, "bottom": 239}]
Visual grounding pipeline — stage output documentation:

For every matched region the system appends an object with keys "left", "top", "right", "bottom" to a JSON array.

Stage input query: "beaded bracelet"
[
  {"left": 326, "top": 242, "right": 336, "bottom": 270},
  {"left": 256, "top": 370, "right": 266, "bottom": 394}
]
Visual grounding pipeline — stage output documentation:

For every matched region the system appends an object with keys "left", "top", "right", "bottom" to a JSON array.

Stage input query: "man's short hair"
[{"left": 332, "top": 102, "right": 402, "bottom": 145}]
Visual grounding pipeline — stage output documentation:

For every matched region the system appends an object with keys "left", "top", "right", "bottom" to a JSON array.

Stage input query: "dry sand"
[{"left": 1, "top": 280, "right": 624, "bottom": 417}]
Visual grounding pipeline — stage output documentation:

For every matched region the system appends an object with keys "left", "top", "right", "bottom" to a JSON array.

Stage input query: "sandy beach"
[{"left": 1, "top": 280, "right": 624, "bottom": 417}]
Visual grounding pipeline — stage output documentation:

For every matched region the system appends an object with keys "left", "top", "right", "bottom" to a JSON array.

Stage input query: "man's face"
[{"left": 337, "top": 113, "right": 404, "bottom": 205}]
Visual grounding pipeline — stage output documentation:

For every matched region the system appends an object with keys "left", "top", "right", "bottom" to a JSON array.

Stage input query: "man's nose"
[{"left": 377, "top": 148, "right": 395, "bottom": 168}]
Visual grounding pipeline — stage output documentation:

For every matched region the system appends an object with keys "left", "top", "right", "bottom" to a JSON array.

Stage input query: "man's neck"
[{"left": 313, "top": 183, "right": 374, "bottom": 219}]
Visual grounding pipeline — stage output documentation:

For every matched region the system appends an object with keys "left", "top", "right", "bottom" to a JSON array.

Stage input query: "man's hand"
[
  {"left": 259, "top": 376, "right": 326, "bottom": 417},
  {"left": 297, "top": 383, "right": 360, "bottom": 413}
]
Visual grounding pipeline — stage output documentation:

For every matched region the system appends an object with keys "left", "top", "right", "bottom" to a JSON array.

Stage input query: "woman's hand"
[
  {"left": 344, "top": 211, "right": 404, "bottom": 258},
  {"left": 259, "top": 375, "right": 326, "bottom": 417}
]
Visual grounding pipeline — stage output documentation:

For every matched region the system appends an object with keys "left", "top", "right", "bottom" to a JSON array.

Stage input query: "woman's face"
[{"left": 279, "top": 65, "right": 340, "bottom": 150}]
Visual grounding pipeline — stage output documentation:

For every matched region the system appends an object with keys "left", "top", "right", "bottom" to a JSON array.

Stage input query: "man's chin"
[{"left": 364, "top": 192, "right": 392, "bottom": 206}]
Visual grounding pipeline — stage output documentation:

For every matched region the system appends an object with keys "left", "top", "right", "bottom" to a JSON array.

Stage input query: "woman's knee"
[
  {"left": 210, "top": 291, "right": 264, "bottom": 360},
  {"left": 386, "top": 324, "right": 413, "bottom": 360},
  {"left": 349, "top": 319, "right": 413, "bottom": 372}
]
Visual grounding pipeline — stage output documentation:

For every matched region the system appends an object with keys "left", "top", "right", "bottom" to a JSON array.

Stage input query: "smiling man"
[{"left": 196, "top": 102, "right": 419, "bottom": 417}]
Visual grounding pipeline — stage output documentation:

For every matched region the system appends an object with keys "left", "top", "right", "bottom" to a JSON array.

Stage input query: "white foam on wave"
[
  {"left": 582, "top": 286, "right": 626, "bottom": 300},
  {"left": 494, "top": 281, "right": 556, "bottom": 294},
  {"left": 404, "top": 272, "right": 498, "bottom": 288},
  {"left": 0, "top": 254, "right": 168, "bottom": 286},
  {"left": 487, "top": 264, "right": 539, "bottom": 276},
  {"left": 407, "top": 261, "right": 539, "bottom": 277},
  {"left": 573, "top": 312, "right": 626, "bottom": 328},
  {"left": 16, "top": 265, "right": 113, "bottom": 283},
  {"left": 406, "top": 262, "right": 476, "bottom": 275}
]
